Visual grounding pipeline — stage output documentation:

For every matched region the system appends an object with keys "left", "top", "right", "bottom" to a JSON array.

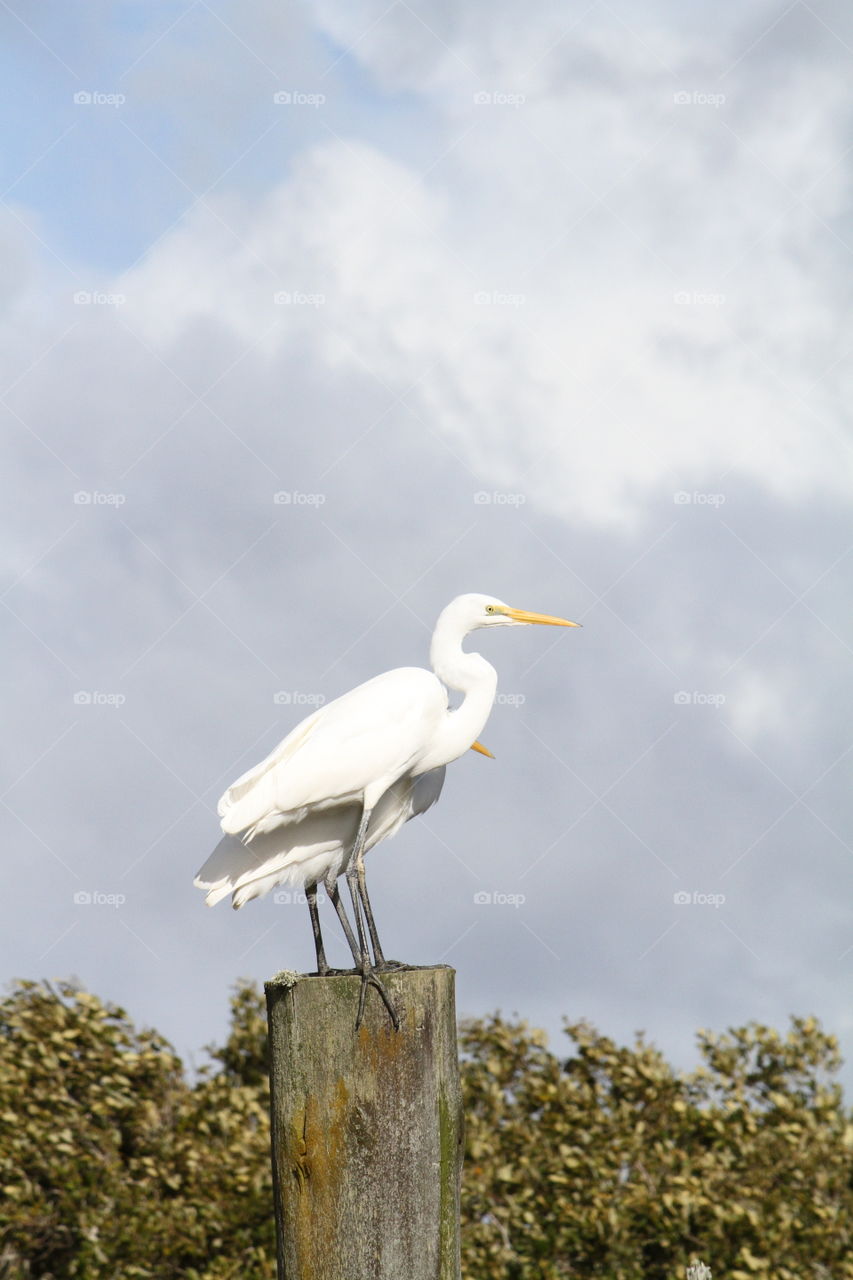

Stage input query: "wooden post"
[{"left": 265, "top": 965, "right": 463, "bottom": 1280}]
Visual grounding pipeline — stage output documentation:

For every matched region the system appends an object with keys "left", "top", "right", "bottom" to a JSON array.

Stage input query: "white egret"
[
  {"left": 196, "top": 766, "right": 449, "bottom": 997},
  {"left": 195, "top": 593, "right": 579, "bottom": 1025}
]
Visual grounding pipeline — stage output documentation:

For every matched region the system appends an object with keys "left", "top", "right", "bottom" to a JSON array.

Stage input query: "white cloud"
[
  {"left": 98, "top": 1, "right": 853, "bottom": 529},
  {"left": 3, "top": 0, "right": 853, "bottom": 1087},
  {"left": 727, "top": 667, "right": 807, "bottom": 742}
]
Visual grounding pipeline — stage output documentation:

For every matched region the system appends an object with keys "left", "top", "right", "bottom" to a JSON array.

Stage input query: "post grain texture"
[{"left": 265, "top": 965, "right": 464, "bottom": 1280}]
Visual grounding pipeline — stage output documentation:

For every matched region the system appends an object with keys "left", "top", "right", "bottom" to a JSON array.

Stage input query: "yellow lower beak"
[
  {"left": 504, "top": 608, "right": 581, "bottom": 627},
  {"left": 470, "top": 740, "right": 495, "bottom": 758}
]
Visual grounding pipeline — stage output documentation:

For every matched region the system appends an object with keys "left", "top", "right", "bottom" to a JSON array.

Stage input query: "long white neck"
[{"left": 416, "top": 609, "right": 498, "bottom": 772}]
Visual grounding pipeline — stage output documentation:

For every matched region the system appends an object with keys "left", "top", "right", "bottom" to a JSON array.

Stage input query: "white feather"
[
  {"left": 196, "top": 766, "right": 446, "bottom": 909},
  {"left": 217, "top": 667, "right": 446, "bottom": 838}
]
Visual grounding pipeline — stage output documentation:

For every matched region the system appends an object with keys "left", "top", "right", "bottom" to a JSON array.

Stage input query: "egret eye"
[{"left": 485, "top": 605, "right": 495, "bottom": 614}]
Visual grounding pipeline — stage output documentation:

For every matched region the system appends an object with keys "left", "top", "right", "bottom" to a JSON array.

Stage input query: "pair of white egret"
[{"left": 195, "top": 593, "right": 579, "bottom": 1026}]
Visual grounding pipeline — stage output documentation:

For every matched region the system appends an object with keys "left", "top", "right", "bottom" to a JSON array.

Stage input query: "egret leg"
[
  {"left": 324, "top": 873, "right": 363, "bottom": 967},
  {"left": 345, "top": 808, "right": 372, "bottom": 960},
  {"left": 344, "top": 809, "right": 403, "bottom": 970},
  {"left": 346, "top": 807, "right": 400, "bottom": 1030},
  {"left": 355, "top": 864, "right": 405, "bottom": 971},
  {"left": 306, "top": 881, "right": 329, "bottom": 976},
  {"left": 324, "top": 868, "right": 399, "bottom": 1031},
  {"left": 356, "top": 869, "right": 387, "bottom": 966}
]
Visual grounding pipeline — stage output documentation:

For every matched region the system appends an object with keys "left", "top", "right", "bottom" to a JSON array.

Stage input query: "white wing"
[
  {"left": 216, "top": 708, "right": 324, "bottom": 818},
  {"left": 196, "top": 803, "right": 359, "bottom": 909},
  {"left": 218, "top": 667, "right": 446, "bottom": 839},
  {"left": 196, "top": 766, "right": 447, "bottom": 909}
]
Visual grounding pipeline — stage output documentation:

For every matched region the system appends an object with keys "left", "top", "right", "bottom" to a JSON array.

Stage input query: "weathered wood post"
[{"left": 265, "top": 965, "right": 464, "bottom": 1280}]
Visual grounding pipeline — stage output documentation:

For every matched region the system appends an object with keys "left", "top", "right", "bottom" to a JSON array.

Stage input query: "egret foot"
[
  {"left": 355, "top": 961, "right": 399, "bottom": 1031},
  {"left": 373, "top": 958, "right": 407, "bottom": 971}
]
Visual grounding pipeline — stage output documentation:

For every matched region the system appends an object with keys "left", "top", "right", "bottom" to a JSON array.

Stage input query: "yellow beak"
[
  {"left": 503, "top": 607, "right": 581, "bottom": 627},
  {"left": 470, "top": 740, "right": 495, "bottom": 758}
]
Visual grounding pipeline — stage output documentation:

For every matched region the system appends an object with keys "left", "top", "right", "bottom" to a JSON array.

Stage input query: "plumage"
[
  {"left": 196, "top": 766, "right": 446, "bottom": 910},
  {"left": 194, "top": 592, "right": 579, "bottom": 1025},
  {"left": 217, "top": 668, "right": 445, "bottom": 838}
]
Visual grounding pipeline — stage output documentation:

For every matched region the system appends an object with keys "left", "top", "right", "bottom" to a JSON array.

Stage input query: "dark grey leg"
[
  {"left": 306, "top": 881, "right": 328, "bottom": 975},
  {"left": 356, "top": 867, "right": 387, "bottom": 966},
  {"left": 345, "top": 807, "right": 372, "bottom": 960},
  {"left": 324, "top": 872, "right": 363, "bottom": 967},
  {"left": 348, "top": 815, "right": 404, "bottom": 970},
  {"left": 343, "top": 806, "right": 399, "bottom": 1030},
  {"left": 322, "top": 872, "right": 398, "bottom": 1026}
]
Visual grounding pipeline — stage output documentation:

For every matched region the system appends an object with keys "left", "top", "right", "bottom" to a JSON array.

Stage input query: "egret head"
[{"left": 444, "top": 593, "right": 581, "bottom": 632}]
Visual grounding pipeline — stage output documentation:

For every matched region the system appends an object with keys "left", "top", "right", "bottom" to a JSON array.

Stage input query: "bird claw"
[{"left": 354, "top": 964, "right": 400, "bottom": 1031}]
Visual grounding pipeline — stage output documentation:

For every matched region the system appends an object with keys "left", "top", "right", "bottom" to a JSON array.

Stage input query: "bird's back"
[{"left": 218, "top": 666, "right": 446, "bottom": 838}]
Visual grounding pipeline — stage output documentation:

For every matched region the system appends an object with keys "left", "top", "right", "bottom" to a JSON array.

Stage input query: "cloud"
[
  {"left": 91, "top": 0, "right": 853, "bottom": 530},
  {"left": 2, "top": 0, "right": 853, "bottom": 1088}
]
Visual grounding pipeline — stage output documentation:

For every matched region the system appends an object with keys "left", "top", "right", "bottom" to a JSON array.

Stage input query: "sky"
[{"left": 2, "top": 0, "right": 853, "bottom": 1088}]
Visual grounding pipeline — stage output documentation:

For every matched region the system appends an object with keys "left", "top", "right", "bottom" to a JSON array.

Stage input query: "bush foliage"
[{"left": 0, "top": 979, "right": 850, "bottom": 1278}]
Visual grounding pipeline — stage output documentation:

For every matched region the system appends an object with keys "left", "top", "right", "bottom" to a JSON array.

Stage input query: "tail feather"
[
  {"left": 197, "top": 767, "right": 447, "bottom": 910},
  {"left": 194, "top": 807, "right": 361, "bottom": 909}
]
